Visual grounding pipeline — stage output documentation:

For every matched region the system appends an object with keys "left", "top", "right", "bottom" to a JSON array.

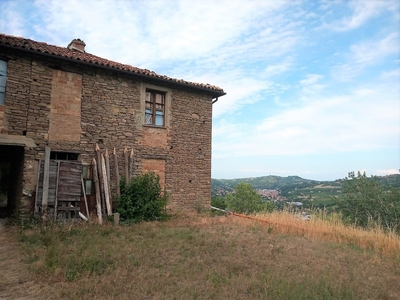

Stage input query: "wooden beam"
[
  {"left": 41, "top": 147, "right": 51, "bottom": 216},
  {"left": 113, "top": 147, "right": 120, "bottom": 196},
  {"left": 105, "top": 149, "right": 111, "bottom": 197},
  {"left": 92, "top": 158, "right": 103, "bottom": 224},
  {"left": 54, "top": 161, "right": 61, "bottom": 221},
  {"left": 34, "top": 159, "right": 41, "bottom": 214},
  {"left": 124, "top": 147, "right": 129, "bottom": 183},
  {"left": 101, "top": 154, "right": 112, "bottom": 216},
  {"left": 81, "top": 174, "right": 89, "bottom": 219},
  {"left": 95, "top": 144, "right": 106, "bottom": 216},
  {"left": 129, "top": 149, "right": 134, "bottom": 182}
]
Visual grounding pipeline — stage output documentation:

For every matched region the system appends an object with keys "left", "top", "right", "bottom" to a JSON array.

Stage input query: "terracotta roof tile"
[{"left": 0, "top": 33, "right": 225, "bottom": 95}]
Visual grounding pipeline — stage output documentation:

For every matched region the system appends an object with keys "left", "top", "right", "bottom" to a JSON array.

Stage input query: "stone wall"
[
  {"left": 0, "top": 48, "right": 214, "bottom": 216},
  {"left": 48, "top": 69, "right": 82, "bottom": 142},
  {"left": 142, "top": 158, "right": 166, "bottom": 189}
]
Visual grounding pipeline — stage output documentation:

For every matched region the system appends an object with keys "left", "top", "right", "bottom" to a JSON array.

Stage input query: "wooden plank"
[
  {"left": 124, "top": 147, "right": 129, "bottom": 182},
  {"left": 81, "top": 175, "right": 89, "bottom": 219},
  {"left": 54, "top": 161, "right": 61, "bottom": 221},
  {"left": 34, "top": 159, "right": 41, "bottom": 214},
  {"left": 41, "top": 147, "right": 51, "bottom": 215},
  {"left": 101, "top": 154, "right": 112, "bottom": 216},
  {"left": 57, "top": 161, "right": 81, "bottom": 204},
  {"left": 129, "top": 149, "right": 134, "bottom": 183},
  {"left": 36, "top": 157, "right": 82, "bottom": 220},
  {"left": 39, "top": 161, "right": 58, "bottom": 205},
  {"left": 96, "top": 144, "right": 106, "bottom": 216},
  {"left": 113, "top": 147, "right": 120, "bottom": 196},
  {"left": 105, "top": 149, "right": 111, "bottom": 198},
  {"left": 57, "top": 207, "right": 80, "bottom": 211},
  {"left": 92, "top": 158, "right": 103, "bottom": 224}
]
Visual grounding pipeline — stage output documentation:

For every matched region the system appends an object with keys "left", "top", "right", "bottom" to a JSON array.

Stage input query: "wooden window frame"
[
  {"left": 0, "top": 59, "right": 7, "bottom": 105},
  {"left": 145, "top": 89, "right": 166, "bottom": 127},
  {"left": 82, "top": 164, "right": 93, "bottom": 195}
]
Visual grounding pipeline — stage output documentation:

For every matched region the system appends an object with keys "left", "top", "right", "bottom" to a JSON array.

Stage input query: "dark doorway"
[{"left": 0, "top": 145, "right": 24, "bottom": 217}]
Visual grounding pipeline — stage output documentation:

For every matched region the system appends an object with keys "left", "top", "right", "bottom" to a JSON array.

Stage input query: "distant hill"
[
  {"left": 212, "top": 174, "right": 400, "bottom": 192},
  {"left": 375, "top": 174, "right": 400, "bottom": 188},
  {"left": 212, "top": 175, "right": 329, "bottom": 194},
  {"left": 211, "top": 174, "right": 400, "bottom": 209}
]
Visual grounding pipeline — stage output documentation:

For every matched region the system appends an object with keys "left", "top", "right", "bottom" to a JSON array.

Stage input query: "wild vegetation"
[
  {"left": 8, "top": 212, "right": 400, "bottom": 299},
  {"left": 1, "top": 172, "right": 398, "bottom": 298},
  {"left": 117, "top": 172, "right": 169, "bottom": 223},
  {"left": 335, "top": 171, "right": 400, "bottom": 233},
  {"left": 223, "top": 182, "right": 275, "bottom": 214},
  {"left": 213, "top": 172, "right": 400, "bottom": 231}
]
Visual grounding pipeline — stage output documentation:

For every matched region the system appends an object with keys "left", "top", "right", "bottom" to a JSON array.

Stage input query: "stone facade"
[{"left": 0, "top": 35, "right": 225, "bottom": 217}]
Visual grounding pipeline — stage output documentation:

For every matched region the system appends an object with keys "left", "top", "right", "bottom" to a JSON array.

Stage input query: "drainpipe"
[{"left": 212, "top": 97, "right": 219, "bottom": 104}]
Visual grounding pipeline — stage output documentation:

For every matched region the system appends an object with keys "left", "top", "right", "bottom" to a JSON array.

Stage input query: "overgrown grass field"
[{"left": 14, "top": 212, "right": 400, "bottom": 299}]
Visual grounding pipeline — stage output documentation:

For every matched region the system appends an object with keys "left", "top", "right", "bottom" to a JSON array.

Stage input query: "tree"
[
  {"left": 211, "top": 196, "right": 227, "bottom": 210},
  {"left": 225, "top": 182, "right": 275, "bottom": 214},
  {"left": 335, "top": 171, "right": 400, "bottom": 233}
]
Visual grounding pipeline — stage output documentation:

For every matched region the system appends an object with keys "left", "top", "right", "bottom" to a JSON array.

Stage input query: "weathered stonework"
[
  {"left": 49, "top": 69, "right": 82, "bottom": 142},
  {"left": 0, "top": 35, "right": 225, "bottom": 217},
  {"left": 142, "top": 158, "right": 166, "bottom": 189}
]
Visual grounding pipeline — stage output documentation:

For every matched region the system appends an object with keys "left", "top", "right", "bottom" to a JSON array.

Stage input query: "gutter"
[{"left": 1, "top": 44, "right": 226, "bottom": 98}]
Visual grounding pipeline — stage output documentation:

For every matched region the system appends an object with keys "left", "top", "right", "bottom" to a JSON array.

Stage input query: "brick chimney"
[{"left": 67, "top": 38, "right": 86, "bottom": 52}]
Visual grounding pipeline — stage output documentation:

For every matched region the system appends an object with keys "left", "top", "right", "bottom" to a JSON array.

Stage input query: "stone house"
[{"left": 0, "top": 33, "right": 225, "bottom": 219}]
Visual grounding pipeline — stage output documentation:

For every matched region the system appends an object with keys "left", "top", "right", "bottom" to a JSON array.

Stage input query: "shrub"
[
  {"left": 211, "top": 196, "right": 227, "bottom": 210},
  {"left": 335, "top": 171, "right": 400, "bottom": 233},
  {"left": 225, "top": 182, "right": 275, "bottom": 214},
  {"left": 117, "top": 172, "right": 168, "bottom": 223}
]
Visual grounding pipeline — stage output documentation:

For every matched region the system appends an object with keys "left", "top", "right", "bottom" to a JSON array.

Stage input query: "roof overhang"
[{"left": 0, "top": 44, "right": 226, "bottom": 99}]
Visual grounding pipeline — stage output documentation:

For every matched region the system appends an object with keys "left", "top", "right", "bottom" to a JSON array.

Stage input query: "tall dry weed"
[{"left": 231, "top": 209, "right": 400, "bottom": 256}]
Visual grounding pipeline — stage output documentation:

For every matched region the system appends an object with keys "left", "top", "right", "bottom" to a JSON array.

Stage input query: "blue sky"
[{"left": 1, "top": 0, "right": 399, "bottom": 181}]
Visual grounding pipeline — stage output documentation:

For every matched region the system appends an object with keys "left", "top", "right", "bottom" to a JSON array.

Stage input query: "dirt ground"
[{"left": 0, "top": 219, "right": 39, "bottom": 300}]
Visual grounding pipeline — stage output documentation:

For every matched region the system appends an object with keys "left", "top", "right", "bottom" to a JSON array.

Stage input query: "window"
[
  {"left": 50, "top": 151, "right": 79, "bottom": 160},
  {"left": 82, "top": 164, "right": 93, "bottom": 195},
  {"left": 145, "top": 89, "right": 165, "bottom": 126},
  {"left": 0, "top": 60, "right": 7, "bottom": 105}
]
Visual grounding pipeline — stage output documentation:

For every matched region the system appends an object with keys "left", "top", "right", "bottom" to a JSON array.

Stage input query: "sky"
[{"left": 1, "top": 0, "right": 399, "bottom": 181}]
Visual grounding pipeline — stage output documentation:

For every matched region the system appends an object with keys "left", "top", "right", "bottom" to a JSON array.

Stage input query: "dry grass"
[
  {"left": 250, "top": 210, "right": 400, "bottom": 256},
  {"left": 6, "top": 213, "right": 400, "bottom": 299}
]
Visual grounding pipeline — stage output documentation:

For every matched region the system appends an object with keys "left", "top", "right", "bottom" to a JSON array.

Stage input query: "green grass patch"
[{"left": 15, "top": 215, "right": 400, "bottom": 299}]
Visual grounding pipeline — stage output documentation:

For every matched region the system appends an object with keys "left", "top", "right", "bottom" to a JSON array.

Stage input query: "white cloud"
[
  {"left": 213, "top": 82, "right": 400, "bottom": 158},
  {"left": 332, "top": 32, "right": 399, "bottom": 81},
  {"left": 299, "top": 74, "right": 325, "bottom": 96},
  {"left": 263, "top": 60, "right": 294, "bottom": 78},
  {"left": 375, "top": 169, "right": 400, "bottom": 176},
  {"left": 300, "top": 74, "right": 323, "bottom": 86},
  {"left": 380, "top": 69, "right": 400, "bottom": 79},
  {"left": 0, "top": 1, "right": 28, "bottom": 37},
  {"left": 349, "top": 32, "right": 399, "bottom": 65},
  {"left": 30, "top": 0, "right": 292, "bottom": 68},
  {"left": 326, "top": 0, "right": 399, "bottom": 32}
]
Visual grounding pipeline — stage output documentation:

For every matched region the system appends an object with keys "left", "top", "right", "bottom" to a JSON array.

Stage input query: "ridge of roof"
[{"left": 0, "top": 33, "right": 225, "bottom": 95}]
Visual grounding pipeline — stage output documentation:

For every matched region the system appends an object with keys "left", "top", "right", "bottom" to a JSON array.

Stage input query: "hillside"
[
  {"left": 7, "top": 214, "right": 400, "bottom": 299},
  {"left": 212, "top": 174, "right": 400, "bottom": 208}
]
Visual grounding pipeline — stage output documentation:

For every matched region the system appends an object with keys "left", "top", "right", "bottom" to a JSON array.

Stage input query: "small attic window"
[{"left": 50, "top": 151, "right": 78, "bottom": 160}]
